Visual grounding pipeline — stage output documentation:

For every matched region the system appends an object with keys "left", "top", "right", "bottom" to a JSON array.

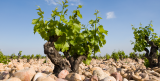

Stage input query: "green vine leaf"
[{"left": 78, "top": 5, "right": 83, "bottom": 8}]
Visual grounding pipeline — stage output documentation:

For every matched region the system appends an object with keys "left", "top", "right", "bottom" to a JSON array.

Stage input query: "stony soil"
[{"left": 0, "top": 58, "right": 160, "bottom": 81}]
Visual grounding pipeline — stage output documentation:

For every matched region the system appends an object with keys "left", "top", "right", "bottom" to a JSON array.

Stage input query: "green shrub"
[
  {"left": 139, "top": 53, "right": 145, "bottom": 59},
  {"left": 0, "top": 51, "right": 11, "bottom": 64},
  {"left": 18, "top": 51, "right": 22, "bottom": 57},
  {"left": 144, "top": 57, "right": 150, "bottom": 68},
  {"left": 138, "top": 53, "right": 142, "bottom": 59},
  {"left": 26, "top": 55, "right": 30, "bottom": 60},
  {"left": 95, "top": 55, "right": 99, "bottom": 59},
  {"left": 92, "top": 55, "right": 99, "bottom": 59},
  {"left": 21, "top": 55, "right": 27, "bottom": 59},
  {"left": 117, "top": 50, "right": 125, "bottom": 59},
  {"left": 43, "top": 60, "right": 46, "bottom": 63},
  {"left": 124, "top": 55, "right": 128, "bottom": 58},
  {"left": 98, "top": 54, "right": 104, "bottom": 59},
  {"left": 43, "top": 59, "right": 49, "bottom": 63},
  {"left": 35, "top": 54, "right": 41, "bottom": 60},
  {"left": 129, "top": 52, "right": 136, "bottom": 59},
  {"left": 41, "top": 56, "right": 46, "bottom": 59},
  {"left": 26, "top": 55, "right": 30, "bottom": 62},
  {"left": 111, "top": 51, "right": 119, "bottom": 61},
  {"left": 31, "top": 54, "right": 34, "bottom": 59},
  {"left": 11, "top": 53, "right": 17, "bottom": 59},
  {"left": 105, "top": 53, "right": 110, "bottom": 60}
]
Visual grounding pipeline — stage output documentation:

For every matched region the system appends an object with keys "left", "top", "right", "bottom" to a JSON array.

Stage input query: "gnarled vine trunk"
[
  {"left": 119, "top": 55, "right": 123, "bottom": 60},
  {"left": 134, "top": 54, "right": 139, "bottom": 62},
  {"left": 144, "top": 35, "right": 160, "bottom": 68},
  {"left": 158, "top": 56, "right": 160, "bottom": 67},
  {"left": 17, "top": 56, "right": 20, "bottom": 62},
  {"left": 43, "top": 35, "right": 87, "bottom": 76}
]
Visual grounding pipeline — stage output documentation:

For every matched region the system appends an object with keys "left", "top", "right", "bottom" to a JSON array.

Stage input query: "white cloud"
[
  {"left": 106, "top": 12, "right": 116, "bottom": 19},
  {"left": 71, "top": 3, "right": 75, "bottom": 5},
  {"left": 45, "top": 0, "right": 81, "bottom": 6},
  {"left": 68, "top": 0, "right": 82, "bottom": 6},
  {"left": 45, "top": 0, "right": 58, "bottom": 5}
]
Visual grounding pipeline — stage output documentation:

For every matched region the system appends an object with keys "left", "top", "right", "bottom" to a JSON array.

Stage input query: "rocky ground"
[{"left": 0, "top": 58, "right": 160, "bottom": 81}]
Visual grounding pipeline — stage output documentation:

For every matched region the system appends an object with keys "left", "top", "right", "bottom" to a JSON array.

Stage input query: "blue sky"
[{"left": 0, "top": 0, "right": 160, "bottom": 56}]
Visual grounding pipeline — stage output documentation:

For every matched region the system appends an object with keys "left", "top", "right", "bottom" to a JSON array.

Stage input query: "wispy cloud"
[
  {"left": 45, "top": 0, "right": 59, "bottom": 5},
  {"left": 106, "top": 12, "right": 116, "bottom": 19},
  {"left": 69, "top": 0, "right": 81, "bottom": 6},
  {"left": 71, "top": 3, "right": 75, "bottom": 5},
  {"left": 45, "top": 0, "right": 82, "bottom": 6}
]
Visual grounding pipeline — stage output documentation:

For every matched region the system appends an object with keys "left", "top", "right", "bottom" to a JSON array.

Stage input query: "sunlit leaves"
[
  {"left": 33, "top": 24, "right": 39, "bottom": 34},
  {"left": 83, "top": 56, "right": 92, "bottom": 65},
  {"left": 64, "top": 5, "right": 68, "bottom": 8},
  {"left": 52, "top": 9, "right": 60, "bottom": 17},
  {"left": 62, "top": 1, "right": 65, "bottom": 4},
  {"left": 149, "top": 28, "right": 154, "bottom": 32},
  {"left": 40, "top": 30, "right": 46, "bottom": 38},
  {"left": 44, "top": 20, "right": 48, "bottom": 25},
  {"left": 69, "top": 40, "right": 76, "bottom": 46},
  {"left": 32, "top": 19, "right": 39, "bottom": 24},
  {"left": 98, "top": 25, "right": 108, "bottom": 35},
  {"left": 55, "top": 28, "right": 63, "bottom": 36},
  {"left": 94, "top": 45, "right": 100, "bottom": 53},
  {"left": 77, "top": 10, "right": 82, "bottom": 19},
  {"left": 64, "top": 9, "right": 68, "bottom": 14},
  {"left": 94, "top": 13, "right": 97, "bottom": 15},
  {"left": 131, "top": 21, "right": 160, "bottom": 52},
  {"left": 61, "top": 42, "right": 69, "bottom": 52},
  {"left": 65, "top": 0, "right": 68, "bottom": 3},
  {"left": 97, "top": 17, "right": 102, "bottom": 19},
  {"left": 54, "top": 34, "right": 66, "bottom": 51},
  {"left": 89, "top": 20, "right": 94, "bottom": 24},
  {"left": 78, "top": 5, "right": 82, "bottom": 8},
  {"left": 72, "top": 23, "right": 81, "bottom": 33}
]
